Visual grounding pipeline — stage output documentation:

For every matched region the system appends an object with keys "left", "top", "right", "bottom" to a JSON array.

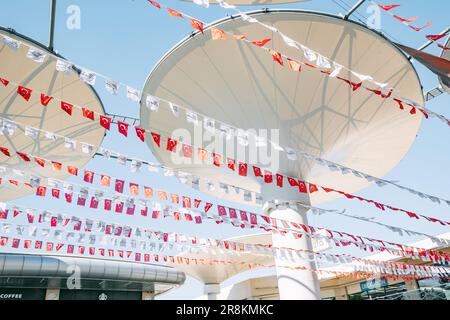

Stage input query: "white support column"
[
  {"left": 265, "top": 202, "right": 321, "bottom": 300},
  {"left": 204, "top": 284, "right": 221, "bottom": 300}
]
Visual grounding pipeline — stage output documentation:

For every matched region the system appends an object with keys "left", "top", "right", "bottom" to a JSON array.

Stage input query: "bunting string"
[
  {"left": 371, "top": 1, "right": 449, "bottom": 50},
  {"left": 1, "top": 114, "right": 449, "bottom": 227}
]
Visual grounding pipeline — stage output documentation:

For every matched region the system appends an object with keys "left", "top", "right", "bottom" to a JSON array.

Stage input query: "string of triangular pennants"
[
  {"left": 1, "top": 202, "right": 449, "bottom": 279},
  {"left": 1, "top": 166, "right": 449, "bottom": 265},
  {"left": 142, "top": 0, "right": 449, "bottom": 125},
  {"left": 371, "top": 1, "right": 449, "bottom": 50},
  {"left": 1, "top": 115, "right": 449, "bottom": 227},
  {"left": 3, "top": 38, "right": 450, "bottom": 208},
  {"left": 4, "top": 202, "right": 446, "bottom": 278}
]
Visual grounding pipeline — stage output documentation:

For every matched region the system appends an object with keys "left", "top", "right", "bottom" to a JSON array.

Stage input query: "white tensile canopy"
[
  {"left": 140, "top": 10, "right": 424, "bottom": 206},
  {"left": 0, "top": 28, "right": 106, "bottom": 201}
]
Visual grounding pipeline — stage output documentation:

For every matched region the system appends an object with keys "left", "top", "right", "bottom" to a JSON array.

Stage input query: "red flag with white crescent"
[
  {"left": 99, "top": 115, "right": 112, "bottom": 130},
  {"left": 151, "top": 132, "right": 161, "bottom": 147},
  {"left": 118, "top": 121, "right": 129, "bottom": 137},
  {"left": 251, "top": 38, "right": 271, "bottom": 47},
  {"left": 82, "top": 107, "right": 95, "bottom": 120},
  {"left": 191, "top": 18, "right": 204, "bottom": 33},
  {"left": 135, "top": 127, "right": 146, "bottom": 142},
  {"left": 0, "top": 147, "right": 11, "bottom": 157},
  {"left": 17, "top": 86, "right": 32, "bottom": 101},
  {"left": 61, "top": 101, "right": 73, "bottom": 115},
  {"left": 40, "top": 93, "right": 53, "bottom": 107}
]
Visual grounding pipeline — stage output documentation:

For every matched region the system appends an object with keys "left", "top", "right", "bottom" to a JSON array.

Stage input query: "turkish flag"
[
  {"left": 77, "top": 196, "right": 86, "bottom": 207},
  {"left": 378, "top": 4, "right": 400, "bottom": 11},
  {"left": 65, "top": 193, "right": 73, "bottom": 203},
  {"left": 198, "top": 148, "right": 208, "bottom": 161},
  {"left": 84, "top": 170, "right": 94, "bottom": 184},
  {"left": 409, "top": 22, "right": 432, "bottom": 31},
  {"left": 24, "top": 240, "right": 32, "bottom": 249},
  {"left": 36, "top": 186, "right": 47, "bottom": 197},
  {"left": 191, "top": 18, "right": 204, "bottom": 33},
  {"left": 82, "top": 108, "right": 95, "bottom": 120},
  {"left": 426, "top": 34, "right": 447, "bottom": 42},
  {"left": 393, "top": 15, "right": 416, "bottom": 23},
  {"left": 270, "top": 50, "right": 284, "bottom": 66},
  {"left": 253, "top": 166, "right": 263, "bottom": 177},
  {"left": 151, "top": 132, "right": 161, "bottom": 147},
  {"left": 9, "top": 180, "right": 19, "bottom": 186},
  {"left": 0, "top": 147, "right": 11, "bottom": 157},
  {"left": 89, "top": 197, "right": 99, "bottom": 209},
  {"left": 240, "top": 211, "right": 248, "bottom": 221},
  {"left": 337, "top": 77, "right": 362, "bottom": 91},
  {"left": 227, "top": 158, "right": 236, "bottom": 171},
  {"left": 229, "top": 208, "right": 237, "bottom": 219},
  {"left": 211, "top": 28, "right": 226, "bottom": 40},
  {"left": 40, "top": 93, "right": 53, "bottom": 107},
  {"left": 129, "top": 183, "right": 140, "bottom": 196},
  {"left": 50, "top": 216, "right": 58, "bottom": 227},
  {"left": 78, "top": 246, "right": 85, "bottom": 254},
  {"left": 194, "top": 199, "right": 201, "bottom": 208},
  {"left": 118, "top": 121, "right": 129, "bottom": 137},
  {"left": 104, "top": 199, "right": 112, "bottom": 211},
  {"left": 17, "top": 152, "right": 31, "bottom": 162},
  {"left": 251, "top": 38, "right": 271, "bottom": 47},
  {"left": 144, "top": 186, "right": 153, "bottom": 198},
  {"left": 52, "top": 161, "right": 62, "bottom": 171},
  {"left": 67, "top": 166, "right": 78, "bottom": 176},
  {"left": 157, "top": 191, "right": 168, "bottom": 201},
  {"left": 218, "top": 206, "right": 227, "bottom": 216},
  {"left": 126, "top": 205, "right": 135, "bottom": 216},
  {"left": 288, "top": 177, "right": 298, "bottom": 187},
  {"left": 135, "top": 127, "right": 146, "bottom": 142},
  {"left": 34, "top": 157, "right": 45, "bottom": 167},
  {"left": 52, "top": 188, "right": 60, "bottom": 199},
  {"left": 204, "top": 203, "right": 213, "bottom": 213},
  {"left": 89, "top": 247, "right": 95, "bottom": 256},
  {"left": 100, "top": 175, "right": 111, "bottom": 187},
  {"left": 152, "top": 211, "right": 160, "bottom": 219},
  {"left": 147, "top": 0, "right": 161, "bottom": 8},
  {"left": 182, "top": 144, "right": 193, "bottom": 158},
  {"left": 287, "top": 58, "right": 302, "bottom": 72},
  {"left": 309, "top": 183, "right": 319, "bottom": 193},
  {"left": 12, "top": 239, "right": 20, "bottom": 248},
  {"left": 238, "top": 163, "right": 248, "bottom": 176},
  {"left": 298, "top": 181, "right": 308, "bottom": 193},
  {"left": 250, "top": 213, "right": 258, "bottom": 225},
  {"left": 276, "top": 174, "right": 284, "bottom": 187},
  {"left": 115, "top": 179, "right": 125, "bottom": 193},
  {"left": 166, "top": 138, "right": 178, "bottom": 153},
  {"left": 17, "top": 86, "right": 32, "bottom": 101},
  {"left": 0, "top": 210, "right": 8, "bottom": 220},
  {"left": 182, "top": 196, "right": 191, "bottom": 209},
  {"left": 0, "top": 78, "right": 9, "bottom": 87},
  {"left": 35, "top": 241, "right": 43, "bottom": 250},
  {"left": 100, "top": 115, "right": 112, "bottom": 130},
  {"left": 167, "top": 8, "right": 183, "bottom": 18},
  {"left": 264, "top": 171, "right": 273, "bottom": 184},
  {"left": 115, "top": 202, "right": 124, "bottom": 213},
  {"left": 61, "top": 101, "right": 73, "bottom": 115},
  {"left": 0, "top": 237, "right": 8, "bottom": 247},
  {"left": 213, "top": 153, "right": 222, "bottom": 167}
]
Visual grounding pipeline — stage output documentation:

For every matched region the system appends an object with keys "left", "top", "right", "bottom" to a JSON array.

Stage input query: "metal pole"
[
  {"left": 48, "top": 0, "right": 57, "bottom": 52},
  {"left": 344, "top": 0, "right": 366, "bottom": 20}
]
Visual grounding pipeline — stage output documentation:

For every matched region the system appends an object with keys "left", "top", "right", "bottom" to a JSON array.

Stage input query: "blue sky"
[{"left": 0, "top": 0, "right": 449, "bottom": 299}]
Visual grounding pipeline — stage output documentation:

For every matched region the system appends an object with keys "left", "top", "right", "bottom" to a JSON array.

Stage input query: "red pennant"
[
  {"left": 34, "top": 157, "right": 45, "bottom": 167},
  {"left": 82, "top": 107, "right": 95, "bottom": 120},
  {"left": 0, "top": 78, "right": 9, "bottom": 87},
  {"left": 204, "top": 203, "right": 213, "bottom": 213},
  {"left": 251, "top": 38, "right": 271, "bottom": 47},
  {"left": 298, "top": 181, "right": 308, "bottom": 193},
  {"left": 227, "top": 158, "right": 236, "bottom": 171},
  {"left": 167, "top": 8, "right": 183, "bottom": 18},
  {"left": 36, "top": 186, "right": 47, "bottom": 197},
  {"left": 253, "top": 166, "right": 263, "bottom": 177},
  {"left": 84, "top": 170, "right": 94, "bottom": 184},
  {"left": 287, "top": 58, "right": 302, "bottom": 72},
  {"left": 238, "top": 163, "right": 248, "bottom": 177},
  {"left": 270, "top": 50, "right": 284, "bottom": 66},
  {"left": 0, "top": 147, "right": 11, "bottom": 157},
  {"left": 17, "top": 86, "right": 32, "bottom": 101},
  {"left": 213, "top": 153, "right": 222, "bottom": 167},
  {"left": 67, "top": 166, "right": 78, "bottom": 176},
  {"left": 135, "top": 127, "right": 146, "bottom": 142},
  {"left": 51, "top": 161, "right": 62, "bottom": 171},
  {"left": 99, "top": 115, "right": 112, "bottom": 130},
  {"left": 117, "top": 121, "right": 129, "bottom": 137},
  {"left": 17, "top": 152, "right": 31, "bottom": 162},
  {"left": 426, "top": 34, "right": 447, "bottom": 42},
  {"left": 191, "top": 18, "right": 204, "bottom": 33},
  {"left": 166, "top": 138, "right": 178, "bottom": 153},
  {"left": 264, "top": 171, "right": 273, "bottom": 184},
  {"left": 104, "top": 199, "right": 112, "bottom": 211},
  {"left": 115, "top": 179, "right": 125, "bottom": 194},
  {"left": 147, "top": 0, "right": 161, "bottom": 9},
  {"left": 393, "top": 15, "right": 416, "bottom": 23},
  {"left": 61, "top": 101, "right": 73, "bottom": 115},
  {"left": 40, "top": 93, "right": 53, "bottom": 107},
  {"left": 276, "top": 174, "right": 284, "bottom": 188},
  {"left": 337, "top": 77, "right": 362, "bottom": 91},
  {"left": 182, "top": 144, "right": 193, "bottom": 158},
  {"left": 52, "top": 189, "right": 60, "bottom": 199},
  {"left": 309, "top": 183, "right": 319, "bottom": 194},
  {"left": 409, "top": 21, "right": 432, "bottom": 31},
  {"left": 378, "top": 4, "right": 400, "bottom": 11},
  {"left": 288, "top": 177, "right": 298, "bottom": 187},
  {"left": 151, "top": 132, "right": 161, "bottom": 147}
]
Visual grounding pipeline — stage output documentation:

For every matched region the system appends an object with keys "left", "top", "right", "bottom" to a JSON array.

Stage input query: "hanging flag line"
[
  {"left": 2, "top": 138, "right": 449, "bottom": 230},
  {"left": 308, "top": 205, "right": 450, "bottom": 247},
  {"left": 1, "top": 115, "right": 449, "bottom": 228},
  {"left": 141, "top": 0, "right": 450, "bottom": 127},
  {"left": 3, "top": 235, "right": 444, "bottom": 282},
  {"left": 371, "top": 1, "right": 449, "bottom": 50},
  {"left": 4, "top": 31, "right": 450, "bottom": 207},
  {"left": 4, "top": 202, "right": 445, "bottom": 277},
  {"left": 2, "top": 170, "right": 449, "bottom": 265}
]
